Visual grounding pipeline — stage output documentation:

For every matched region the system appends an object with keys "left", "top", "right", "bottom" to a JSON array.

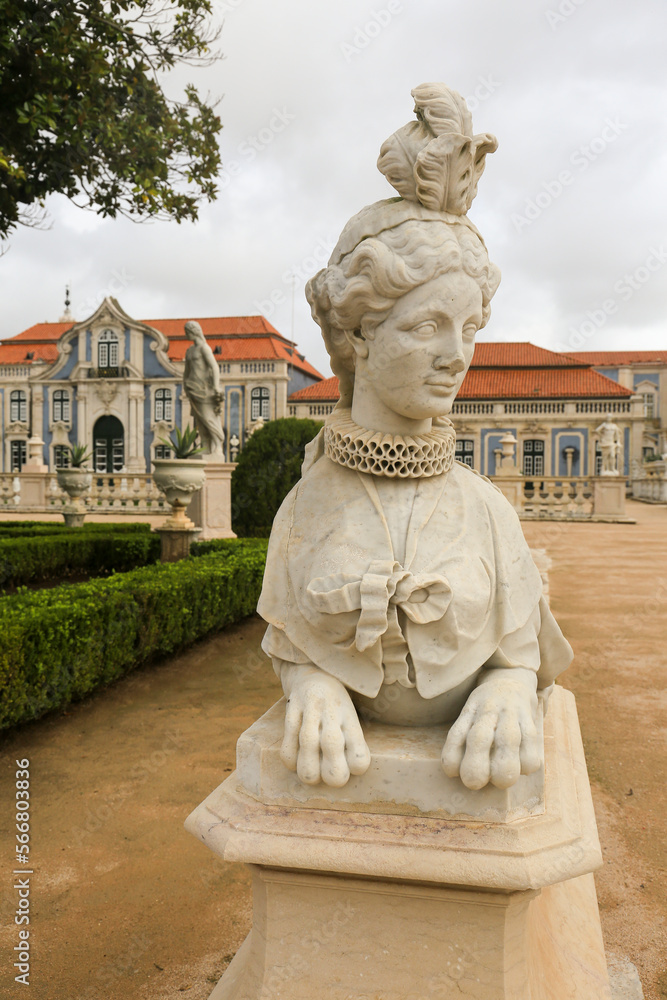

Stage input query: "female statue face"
[{"left": 347, "top": 270, "right": 483, "bottom": 435}]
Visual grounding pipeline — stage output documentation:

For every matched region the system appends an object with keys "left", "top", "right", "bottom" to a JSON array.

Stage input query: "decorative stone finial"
[{"left": 59, "top": 284, "right": 74, "bottom": 323}]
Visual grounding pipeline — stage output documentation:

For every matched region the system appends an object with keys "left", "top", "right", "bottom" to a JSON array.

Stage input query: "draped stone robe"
[{"left": 258, "top": 455, "right": 573, "bottom": 699}]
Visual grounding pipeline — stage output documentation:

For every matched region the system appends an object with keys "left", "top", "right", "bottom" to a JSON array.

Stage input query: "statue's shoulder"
[
  {"left": 453, "top": 460, "right": 503, "bottom": 495},
  {"left": 297, "top": 455, "right": 361, "bottom": 499},
  {"left": 272, "top": 457, "right": 354, "bottom": 521},
  {"left": 451, "top": 460, "right": 521, "bottom": 520}
]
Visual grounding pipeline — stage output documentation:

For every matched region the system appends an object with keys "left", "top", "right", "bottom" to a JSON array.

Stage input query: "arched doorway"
[{"left": 93, "top": 415, "right": 124, "bottom": 473}]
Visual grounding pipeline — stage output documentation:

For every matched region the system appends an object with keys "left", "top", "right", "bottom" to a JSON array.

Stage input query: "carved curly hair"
[{"left": 305, "top": 217, "right": 501, "bottom": 407}]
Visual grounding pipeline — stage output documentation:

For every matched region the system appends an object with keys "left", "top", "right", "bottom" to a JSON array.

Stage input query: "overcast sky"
[{"left": 2, "top": 0, "right": 666, "bottom": 377}]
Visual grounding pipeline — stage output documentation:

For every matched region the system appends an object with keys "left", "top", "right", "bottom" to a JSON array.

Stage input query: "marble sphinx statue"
[{"left": 257, "top": 83, "right": 573, "bottom": 795}]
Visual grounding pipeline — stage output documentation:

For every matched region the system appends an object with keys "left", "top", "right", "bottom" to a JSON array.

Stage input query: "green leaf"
[{"left": 0, "top": 0, "right": 223, "bottom": 239}]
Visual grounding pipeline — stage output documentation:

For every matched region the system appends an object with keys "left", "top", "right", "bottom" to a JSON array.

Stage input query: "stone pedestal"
[
  {"left": 17, "top": 470, "right": 48, "bottom": 506},
  {"left": 186, "top": 687, "right": 612, "bottom": 1000},
  {"left": 593, "top": 477, "right": 626, "bottom": 517},
  {"left": 189, "top": 461, "right": 236, "bottom": 540},
  {"left": 63, "top": 507, "right": 86, "bottom": 528},
  {"left": 156, "top": 524, "right": 201, "bottom": 562}
]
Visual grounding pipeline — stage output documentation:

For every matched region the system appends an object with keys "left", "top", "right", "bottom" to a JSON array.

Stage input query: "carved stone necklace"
[{"left": 323, "top": 408, "right": 455, "bottom": 479}]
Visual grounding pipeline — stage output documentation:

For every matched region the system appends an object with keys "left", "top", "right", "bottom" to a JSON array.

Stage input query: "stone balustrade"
[
  {"left": 0, "top": 469, "right": 632, "bottom": 521},
  {"left": 0, "top": 471, "right": 168, "bottom": 515},
  {"left": 631, "top": 461, "right": 667, "bottom": 503},
  {"left": 520, "top": 476, "right": 595, "bottom": 518},
  {"left": 0, "top": 474, "right": 22, "bottom": 507},
  {"left": 492, "top": 475, "right": 595, "bottom": 519}
]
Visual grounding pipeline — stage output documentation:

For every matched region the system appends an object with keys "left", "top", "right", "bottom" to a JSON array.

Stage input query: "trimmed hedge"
[
  {"left": 0, "top": 521, "right": 151, "bottom": 538},
  {"left": 190, "top": 536, "right": 269, "bottom": 557},
  {"left": 0, "top": 531, "right": 161, "bottom": 588},
  {"left": 82, "top": 523, "right": 151, "bottom": 533},
  {"left": 0, "top": 540, "right": 268, "bottom": 729},
  {"left": 231, "top": 418, "right": 323, "bottom": 536}
]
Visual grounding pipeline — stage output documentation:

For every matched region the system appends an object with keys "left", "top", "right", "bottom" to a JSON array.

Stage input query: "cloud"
[{"left": 2, "top": 0, "right": 666, "bottom": 376}]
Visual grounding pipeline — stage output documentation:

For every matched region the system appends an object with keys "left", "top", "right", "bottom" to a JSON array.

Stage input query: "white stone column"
[
  {"left": 75, "top": 383, "right": 88, "bottom": 449},
  {"left": 127, "top": 387, "right": 145, "bottom": 472},
  {"left": 180, "top": 392, "right": 192, "bottom": 431},
  {"left": 30, "top": 383, "right": 43, "bottom": 438},
  {"left": 276, "top": 372, "right": 288, "bottom": 419}
]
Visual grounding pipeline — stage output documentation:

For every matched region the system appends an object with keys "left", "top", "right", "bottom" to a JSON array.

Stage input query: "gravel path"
[
  {"left": 0, "top": 499, "right": 664, "bottom": 999},
  {"left": 523, "top": 500, "right": 667, "bottom": 1000}
]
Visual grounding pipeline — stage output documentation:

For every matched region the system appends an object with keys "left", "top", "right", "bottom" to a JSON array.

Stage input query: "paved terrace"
[{"left": 0, "top": 500, "right": 665, "bottom": 999}]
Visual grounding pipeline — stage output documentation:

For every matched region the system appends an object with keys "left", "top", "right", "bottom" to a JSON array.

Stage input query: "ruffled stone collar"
[{"left": 323, "top": 408, "right": 455, "bottom": 479}]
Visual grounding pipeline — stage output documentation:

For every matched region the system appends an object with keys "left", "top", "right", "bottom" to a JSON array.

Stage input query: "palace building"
[
  {"left": 0, "top": 297, "right": 323, "bottom": 473},
  {"left": 569, "top": 350, "right": 667, "bottom": 463},
  {"left": 1, "top": 296, "right": 663, "bottom": 480},
  {"left": 288, "top": 343, "right": 664, "bottom": 477}
]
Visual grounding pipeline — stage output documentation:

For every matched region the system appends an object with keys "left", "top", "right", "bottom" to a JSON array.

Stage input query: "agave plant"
[
  {"left": 159, "top": 425, "right": 204, "bottom": 459},
  {"left": 68, "top": 444, "right": 91, "bottom": 468}
]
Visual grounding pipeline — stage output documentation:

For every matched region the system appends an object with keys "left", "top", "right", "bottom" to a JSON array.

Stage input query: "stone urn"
[
  {"left": 152, "top": 458, "right": 207, "bottom": 530},
  {"left": 56, "top": 467, "right": 93, "bottom": 527}
]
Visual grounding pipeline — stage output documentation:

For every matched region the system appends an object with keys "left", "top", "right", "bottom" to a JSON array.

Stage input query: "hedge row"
[
  {"left": 0, "top": 540, "right": 268, "bottom": 729},
  {"left": 190, "top": 536, "right": 269, "bottom": 557},
  {"left": 0, "top": 531, "right": 161, "bottom": 589},
  {"left": 0, "top": 521, "right": 152, "bottom": 538}
]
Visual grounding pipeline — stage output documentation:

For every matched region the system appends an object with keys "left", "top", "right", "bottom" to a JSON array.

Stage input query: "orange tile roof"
[
  {"left": 569, "top": 350, "right": 667, "bottom": 366},
  {"left": 288, "top": 350, "right": 633, "bottom": 402},
  {"left": 6, "top": 322, "right": 72, "bottom": 342},
  {"left": 164, "top": 330, "right": 323, "bottom": 378},
  {"left": 458, "top": 368, "right": 632, "bottom": 399},
  {"left": 0, "top": 342, "right": 59, "bottom": 363},
  {"left": 145, "top": 315, "right": 284, "bottom": 338},
  {"left": 290, "top": 376, "right": 340, "bottom": 401},
  {"left": 470, "top": 342, "right": 586, "bottom": 368},
  {"left": 0, "top": 315, "right": 323, "bottom": 379}
]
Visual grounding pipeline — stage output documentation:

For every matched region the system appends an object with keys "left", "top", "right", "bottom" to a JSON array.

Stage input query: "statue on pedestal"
[
  {"left": 258, "top": 83, "right": 573, "bottom": 793},
  {"left": 183, "top": 320, "right": 225, "bottom": 457},
  {"left": 596, "top": 412, "right": 622, "bottom": 475},
  {"left": 186, "top": 84, "right": 612, "bottom": 1000}
]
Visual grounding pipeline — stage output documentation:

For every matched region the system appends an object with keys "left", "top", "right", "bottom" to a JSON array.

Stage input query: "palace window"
[
  {"left": 154, "top": 444, "right": 172, "bottom": 459},
  {"left": 455, "top": 439, "right": 475, "bottom": 468},
  {"left": 523, "top": 439, "right": 544, "bottom": 476},
  {"left": 10, "top": 440, "right": 27, "bottom": 471},
  {"left": 154, "top": 388, "right": 172, "bottom": 422},
  {"left": 54, "top": 445, "right": 71, "bottom": 468},
  {"left": 10, "top": 389, "right": 27, "bottom": 423},
  {"left": 98, "top": 330, "right": 119, "bottom": 369},
  {"left": 251, "top": 386, "right": 270, "bottom": 421},
  {"left": 53, "top": 389, "right": 70, "bottom": 423},
  {"left": 642, "top": 392, "right": 656, "bottom": 419}
]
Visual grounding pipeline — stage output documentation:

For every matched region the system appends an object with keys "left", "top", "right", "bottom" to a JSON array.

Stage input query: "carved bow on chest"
[{"left": 307, "top": 560, "right": 452, "bottom": 684}]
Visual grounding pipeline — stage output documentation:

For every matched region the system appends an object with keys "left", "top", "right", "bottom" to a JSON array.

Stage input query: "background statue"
[
  {"left": 257, "top": 84, "right": 573, "bottom": 795},
  {"left": 596, "top": 412, "right": 622, "bottom": 475},
  {"left": 183, "top": 320, "right": 225, "bottom": 457}
]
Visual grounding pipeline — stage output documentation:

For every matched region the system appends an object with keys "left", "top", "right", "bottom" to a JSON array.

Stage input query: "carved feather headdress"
[{"left": 377, "top": 82, "right": 497, "bottom": 215}]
